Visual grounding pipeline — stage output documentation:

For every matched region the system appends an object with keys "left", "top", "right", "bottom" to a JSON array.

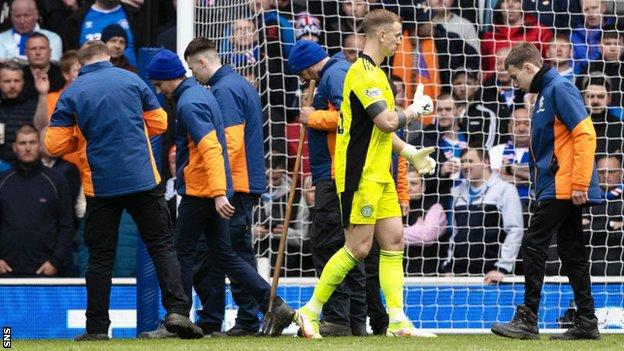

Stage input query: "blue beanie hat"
[
  {"left": 287, "top": 40, "right": 328, "bottom": 75},
  {"left": 146, "top": 49, "right": 187, "bottom": 80}
]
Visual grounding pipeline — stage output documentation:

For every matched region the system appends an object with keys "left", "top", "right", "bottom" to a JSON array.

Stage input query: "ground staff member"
[
  {"left": 184, "top": 37, "right": 267, "bottom": 336},
  {"left": 146, "top": 49, "right": 295, "bottom": 337},
  {"left": 491, "top": 42, "right": 602, "bottom": 341},
  {"left": 45, "top": 40, "right": 200, "bottom": 341}
]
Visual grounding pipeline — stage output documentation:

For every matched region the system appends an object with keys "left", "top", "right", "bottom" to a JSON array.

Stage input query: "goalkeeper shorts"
[{"left": 339, "top": 178, "right": 401, "bottom": 227}]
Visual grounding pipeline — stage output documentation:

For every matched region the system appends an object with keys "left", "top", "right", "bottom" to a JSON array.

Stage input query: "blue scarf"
[{"left": 603, "top": 182, "right": 624, "bottom": 200}]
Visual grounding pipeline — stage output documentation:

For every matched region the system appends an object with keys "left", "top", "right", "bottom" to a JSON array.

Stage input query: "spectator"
[
  {"left": 453, "top": 70, "right": 498, "bottom": 149},
  {"left": 488, "top": 108, "right": 531, "bottom": 210},
  {"left": 156, "top": 0, "right": 176, "bottom": 51},
  {"left": 522, "top": 0, "right": 581, "bottom": 31},
  {"left": 450, "top": 68, "right": 479, "bottom": 115},
  {"left": 390, "top": 75, "right": 406, "bottom": 112},
  {"left": 576, "top": 24, "right": 624, "bottom": 109},
  {"left": 342, "top": 33, "right": 364, "bottom": 63},
  {"left": 403, "top": 169, "right": 448, "bottom": 275},
  {"left": 0, "top": 61, "right": 37, "bottom": 163},
  {"left": 547, "top": 32, "right": 575, "bottom": 82},
  {"left": 481, "top": 45, "right": 525, "bottom": 143},
  {"left": 428, "top": 0, "right": 480, "bottom": 54},
  {"left": 410, "top": 93, "right": 465, "bottom": 207},
  {"left": 455, "top": 0, "right": 499, "bottom": 33},
  {"left": 392, "top": 6, "right": 479, "bottom": 124},
  {"left": 571, "top": 0, "right": 615, "bottom": 74},
  {"left": 443, "top": 147, "right": 523, "bottom": 281},
  {"left": 0, "top": 125, "right": 72, "bottom": 277},
  {"left": 294, "top": 12, "right": 322, "bottom": 43},
  {"left": 253, "top": 158, "right": 310, "bottom": 250},
  {"left": 101, "top": 23, "right": 136, "bottom": 73},
  {"left": 481, "top": 0, "right": 553, "bottom": 80},
  {"left": 220, "top": 18, "right": 259, "bottom": 69},
  {"left": 22, "top": 32, "right": 65, "bottom": 99},
  {"left": 584, "top": 154, "right": 624, "bottom": 276},
  {"left": 581, "top": 75, "right": 624, "bottom": 156},
  {"left": 66, "top": 0, "right": 140, "bottom": 65},
  {"left": 39, "top": 126, "right": 81, "bottom": 221},
  {"left": 326, "top": 0, "right": 368, "bottom": 54},
  {"left": 0, "top": 0, "right": 63, "bottom": 63}
]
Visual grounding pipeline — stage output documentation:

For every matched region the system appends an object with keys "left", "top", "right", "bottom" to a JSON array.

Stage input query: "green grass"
[{"left": 9, "top": 335, "right": 624, "bottom": 351}]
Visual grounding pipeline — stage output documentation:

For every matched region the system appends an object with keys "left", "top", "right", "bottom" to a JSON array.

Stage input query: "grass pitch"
[{"left": 10, "top": 334, "right": 624, "bottom": 351}]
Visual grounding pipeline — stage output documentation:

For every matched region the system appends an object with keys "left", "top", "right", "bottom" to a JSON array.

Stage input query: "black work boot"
[
  {"left": 491, "top": 305, "right": 539, "bottom": 340},
  {"left": 164, "top": 313, "right": 204, "bottom": 339},
  {"left": 262, "top": 296, "right": 295, "bottom": 336},
  {"left": 550, "top": 315, "right": 600, "bottom": 340},
  {"left": 319, "top": 321, "right": 352, "bottom": 336},
  {"left": 138, "top": 323, "right": 176, "bottom": 339}
]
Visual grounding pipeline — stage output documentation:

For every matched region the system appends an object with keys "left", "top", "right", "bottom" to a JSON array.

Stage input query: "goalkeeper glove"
[
  {"left": 400, "top": 145, "right": 436, "bottom": 175},
  {"left": 405, "top": 83, "right": 433, "bottom": 117}
]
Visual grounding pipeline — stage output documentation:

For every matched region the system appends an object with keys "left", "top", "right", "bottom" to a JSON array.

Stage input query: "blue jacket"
[
  {"left": 46, "top": 61, "right": 167, "bottom": 197},
  {"left": 172, "top": 77, "right": 233, "bottom": 199},
  {"left": 207, "top": 65, "right": 266, "bottom": 195},
  {"left": 571, "top": 17, "right": 615, "bottom": 74},
  {"left": 308, "top": 52, "right": 351, "bottom": 184},
  {"left": 529, "top": 67, "right": 601, "bottom": 204}
]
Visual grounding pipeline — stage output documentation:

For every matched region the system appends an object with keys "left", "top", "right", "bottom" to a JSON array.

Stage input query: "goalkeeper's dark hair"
[
  {"left": 184, "top": 37, "right": 218, "bottom": 60},
  {"left": 505, "top": 42, "right": 543, "bottom": 70},
  {"left": 362, "top": 9, "right": 402, "bottom": 36}
]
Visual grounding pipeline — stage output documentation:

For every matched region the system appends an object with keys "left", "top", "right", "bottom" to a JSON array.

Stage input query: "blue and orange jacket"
[
  {"left": 172, "top": 77, "right": 233, "bottom": 199},
  {"left": 529, "top": 67, "right": 601, "bottom": 203},
  {"left": 207, "top": 65, "right": 266, "bottom": 195},
  {"left": 308, "top": 52, "right": 350, "bottom": 185},
  {"left": 45, "top": 61, "right": 165, "bottom": 197}
]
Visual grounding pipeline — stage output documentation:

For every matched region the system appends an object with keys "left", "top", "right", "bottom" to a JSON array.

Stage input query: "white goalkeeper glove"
[
  {"left": 405, "top": 83, "right": 433, "bottom": 117},
  {"left": 400, "top": 145, "right": 436, "bottom": 175}
]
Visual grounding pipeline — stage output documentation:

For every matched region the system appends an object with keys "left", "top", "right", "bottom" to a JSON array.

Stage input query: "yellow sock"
[
  {"left": 380, "top": 250, "right": 406, "bottom": 322},
  {"left": 306, "top": 246, "right": 358, "bottom": 315}
]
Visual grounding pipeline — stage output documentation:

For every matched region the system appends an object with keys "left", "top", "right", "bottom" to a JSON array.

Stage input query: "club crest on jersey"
[
  {"left": 364, "top": 88, "right": 381, "bottom": 99},
  {"left": 360, "top": 204, "right": 374, "bottom": 218},
  {"left": 535, "top": 96, "right": 546, "bottom": 114}
]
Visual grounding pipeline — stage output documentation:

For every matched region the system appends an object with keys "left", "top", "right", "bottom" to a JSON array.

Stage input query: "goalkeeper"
[{"left": 294, "top": 9, "right": 437, "bottom": 339}]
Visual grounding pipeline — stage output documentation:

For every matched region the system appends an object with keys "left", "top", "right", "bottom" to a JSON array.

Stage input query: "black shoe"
[
  {"left": 491, "top": 305, "right": 539, "bottom": 340},
  {"left": 351, "top": 324, "right": 368, "bottom": 336},
  {"left": 74, "top": 333, "right": 109, "bottom": 341},
  {"left": 550, "top": 315, "right": 601, "bottom": 340},
  {"left": 197, "top": 322, "right": 222, "bottom": 336},
  {"left": 164, "top": 313, "right": 204, "bottom": 339},
  {"left": 212, "top": 327, "right": 259, "bottom": 337},
  {"left": 319, "top": 321, "right": 352, "bottom": 336},
  {"left": 138, "top": 323, "right": 176, "bottom": 339},
  {"left": 262, "top": 296, "right": 295, "bottom": 336}
]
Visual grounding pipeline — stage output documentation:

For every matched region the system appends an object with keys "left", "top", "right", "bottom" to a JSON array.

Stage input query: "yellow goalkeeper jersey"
[{"left": 335, "top": 53, "right": 396, "bottom": 194}]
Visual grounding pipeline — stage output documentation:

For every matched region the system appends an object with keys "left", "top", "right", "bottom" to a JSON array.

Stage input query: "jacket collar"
[
  {"left": 172, "top": 77, "right": 198, "bottom": 103},
  {"left": 79, "top": 60, "right": 114, "bottom": 76},
  {"left": 207, "top": 65, "right": 233, "bottom": 87},
  {"left": 15, "top": 160, "right": 43, "bottom": 176},
  {"left": 529, "top": 66, "right": 555, "bottom": 94},
  {"left": 319, "top": 52, "right": 346, "bottom": 79}
]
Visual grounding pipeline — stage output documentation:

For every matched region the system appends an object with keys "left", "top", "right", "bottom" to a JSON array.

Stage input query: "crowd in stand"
[{"left": 0, "top": 0, "right": 623, "bottom": 279}]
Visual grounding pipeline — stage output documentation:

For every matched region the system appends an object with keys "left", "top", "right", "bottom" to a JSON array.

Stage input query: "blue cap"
[
  {"left": 287, "top": 40, "right": 328, "bottom": 75},
  {"left": 146, "top": 49, "right": 186, "bottom": 80}
]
